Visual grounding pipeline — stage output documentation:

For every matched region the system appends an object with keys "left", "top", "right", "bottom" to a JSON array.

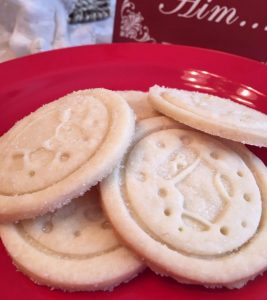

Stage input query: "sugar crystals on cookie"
[
  {"left": 100, "top": 116, "right": 267, "bottom": 288},
  {"left": 149, "top": 85, "right": 267, "bottom": 147},
  {"left": 0, "top": 89, "right": 135, "bottom": 222},
  {"left": 0, "top": 187, "right": 144, "bottom": 291}
]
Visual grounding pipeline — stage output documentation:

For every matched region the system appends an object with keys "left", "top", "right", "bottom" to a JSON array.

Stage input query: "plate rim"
[{"left": 1, "top": 42, "right": 267, "bottom": 300}]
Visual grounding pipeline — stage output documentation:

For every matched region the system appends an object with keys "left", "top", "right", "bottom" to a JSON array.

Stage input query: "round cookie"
[
  {"left": 149, "top": 85, "right": 267, "bottom": 147},
  {"left": 117, "top": 90, "right": 161, "bottom": 120},
  {"left": 0, "top": 89, "right": 135, "bottom": 222},
  {"left": 100, "top": 116, "right": 267, "bottom": 288},
  {"left": 0, "top": 187, "right": 144, "bottom": 291}
]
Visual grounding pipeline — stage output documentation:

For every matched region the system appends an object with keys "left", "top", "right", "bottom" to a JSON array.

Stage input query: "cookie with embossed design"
[
  {"left": 100, "top": 116, "right": 267, "bottom": 288},
  {"left": 117, "top": 90, "right": 161, "bottom": 120},
  {"left": 149, "top": 85, "right": 267, "bottom": 147},
  {"left": 0, "top": 187, "right": 144, "bottom": 291},
  {"left": 0, "top": 89, "right": 135, "bottom": 222}
]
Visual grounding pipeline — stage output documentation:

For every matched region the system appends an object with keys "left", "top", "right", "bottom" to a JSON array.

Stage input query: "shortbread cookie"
[
  {"left": 0, "top": 187, "right": 144, "bottom": 291},
  {"left": 100, "top": 116, "right": 267, "bottom": 288},
  {"left": 117, "top": 90, "right": 160, "bottom": 120},
  {"left": 0, "top": 89, "right": 135, "bottom": 222},
  {"left": 149, "top": 85, "right": 267, "bottom": 147}
]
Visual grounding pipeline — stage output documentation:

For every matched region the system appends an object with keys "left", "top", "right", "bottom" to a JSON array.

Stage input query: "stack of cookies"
[{"left": 1, "top": 86, "right": 267, "bottom": 291}]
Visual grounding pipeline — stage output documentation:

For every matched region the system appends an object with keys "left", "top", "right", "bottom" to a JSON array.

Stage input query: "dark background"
[{"left": 113, "top": 0, "right": 267, "bottom": 62}]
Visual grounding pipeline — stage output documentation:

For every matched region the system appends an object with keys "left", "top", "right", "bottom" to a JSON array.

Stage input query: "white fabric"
[{"left": 0, "top": 0, "right": 116, "bottom": 63}]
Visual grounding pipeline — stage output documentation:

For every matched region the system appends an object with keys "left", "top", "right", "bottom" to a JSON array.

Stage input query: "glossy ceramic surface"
[{"left": 1, "top": 43, "right": 267, "bottom": 300}]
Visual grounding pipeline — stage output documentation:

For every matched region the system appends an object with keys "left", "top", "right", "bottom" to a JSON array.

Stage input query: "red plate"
[{"left": 1, "top": 43, "right": 267, "bottom": 300}]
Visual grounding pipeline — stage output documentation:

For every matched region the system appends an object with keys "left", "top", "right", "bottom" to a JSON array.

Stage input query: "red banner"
[{"left": 113, "top": 0, "right": 267, "bottom": 62}]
